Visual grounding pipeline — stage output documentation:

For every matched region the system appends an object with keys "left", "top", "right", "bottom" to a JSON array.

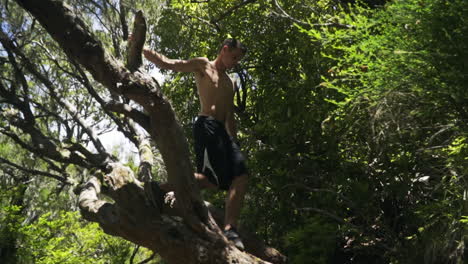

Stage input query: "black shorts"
[{"left": 193, "top": 116, "right": 248, "bottom": 190}]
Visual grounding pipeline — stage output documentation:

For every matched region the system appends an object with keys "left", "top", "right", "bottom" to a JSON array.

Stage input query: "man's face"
[{"left": 221, "top": 46, "right": 244, "bottom": 69}]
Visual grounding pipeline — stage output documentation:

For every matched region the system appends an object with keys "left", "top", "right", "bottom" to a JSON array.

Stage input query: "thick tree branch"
[
  {"left": 78, "top": 176, "right": 116, "bottom": 223},
  {"left": 137, "top": 136, "right": 153, "bottom": 182},
  {"left": 135, "top": 135, "right": 165, "bottom": 213},
  {"left": 127, "top": 10, "right": 146, "bottom": 72},
  {"left": 78, "top": 165, "right": 274, "bottom": 264},
  {"left": 104, "top": 101, "right": 150, "bottom": 131}
]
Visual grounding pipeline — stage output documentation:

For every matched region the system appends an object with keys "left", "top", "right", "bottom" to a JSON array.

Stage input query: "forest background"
[{"left": 1, "top": 0, "right": 467, "bottom": 263}]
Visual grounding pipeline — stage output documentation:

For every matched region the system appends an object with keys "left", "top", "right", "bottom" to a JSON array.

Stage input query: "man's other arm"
[{"left": 143, "top": 47, "right": 208, "bottom": 73}]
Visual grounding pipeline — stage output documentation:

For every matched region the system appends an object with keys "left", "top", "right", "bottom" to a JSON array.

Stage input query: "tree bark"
[
  {"left": 13, "top": 0, "right": 286, "bottom": 263},
  {"left": 78, "top": 164, "right": 278, "bottom": 264}
]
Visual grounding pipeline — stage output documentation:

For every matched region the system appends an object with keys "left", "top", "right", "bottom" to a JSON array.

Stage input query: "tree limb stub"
[{"left": 127, "top": 10, "right": 146, "bottom": 72}]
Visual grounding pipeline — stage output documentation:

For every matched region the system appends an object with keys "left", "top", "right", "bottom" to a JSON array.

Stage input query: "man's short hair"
[{"left": 219, "top": 38, "right": 247, "bottom": 54}]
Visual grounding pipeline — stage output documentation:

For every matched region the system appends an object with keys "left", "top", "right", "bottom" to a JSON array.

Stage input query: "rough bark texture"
[
  {"left": 14, "top": 0, "right": 287, "bottom": 263},
  {"left": 127, "top": 10, "right": 146, "bottom": 72},
  {"left": 78, "top": 164, "right": 279, "bottom": 264}
]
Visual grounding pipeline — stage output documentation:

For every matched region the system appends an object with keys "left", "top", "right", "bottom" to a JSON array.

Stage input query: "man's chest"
[{"left": 203, "top": 69, "right": 234, "bottom": 96}]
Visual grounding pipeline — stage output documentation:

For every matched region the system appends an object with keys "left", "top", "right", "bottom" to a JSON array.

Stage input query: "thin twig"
[
  {"left": 211, "top": 0, "right": 256, "bottom": 24},
  {"left": 138, "top": 252, "right": 156, "bottom": 264},
  {"left": 129, "top": 245, "right": 140, "bottom": 264},
  {"left": 0, "top": 156, "right": 70, "bottom": 183},
  {"left": 273, "top": 0, "right": 354, "bottom": 29}
]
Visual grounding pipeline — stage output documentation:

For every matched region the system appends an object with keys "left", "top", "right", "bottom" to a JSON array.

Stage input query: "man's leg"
[{"left": 224, "top": 174, "right": 248, "bottom": 230}]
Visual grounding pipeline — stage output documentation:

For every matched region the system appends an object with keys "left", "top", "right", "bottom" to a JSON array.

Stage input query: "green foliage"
[
  {"left": 285, "top": 216, "right": 337, "bottom": 264},
  {"left": 0, "top": 205, "right": 24, "bottom": 246},
  {"left": 16, "top": 211, "right": 155, "bottom": 264},
  {"left": 0, "top": 204, "right": 24, "bottom": 264},
  {"left": 298, "top": 0, "right": 468, "bottom": 262},
  {"left": 0, "top": 135, "right": 155, "bottom": 263}
]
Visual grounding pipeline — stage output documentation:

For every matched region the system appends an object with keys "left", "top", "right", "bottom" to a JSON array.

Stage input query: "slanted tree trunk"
[{"left": 13, "top": 0, "right": 286, "bottom": 263}]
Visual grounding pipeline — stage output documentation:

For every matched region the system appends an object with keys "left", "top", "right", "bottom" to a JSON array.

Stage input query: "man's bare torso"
[{"left": 195, "top": 61, "right": 234, "bottom": 123}]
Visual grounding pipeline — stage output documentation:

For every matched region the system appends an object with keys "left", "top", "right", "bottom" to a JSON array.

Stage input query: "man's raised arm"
[{"left": 143, "top": 47, "right": 208, "bottom": 73}]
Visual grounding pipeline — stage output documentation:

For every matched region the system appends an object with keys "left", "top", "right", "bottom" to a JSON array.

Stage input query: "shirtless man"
[{"left": 143, "top": 39, "right": 248, "bottom": 250}]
